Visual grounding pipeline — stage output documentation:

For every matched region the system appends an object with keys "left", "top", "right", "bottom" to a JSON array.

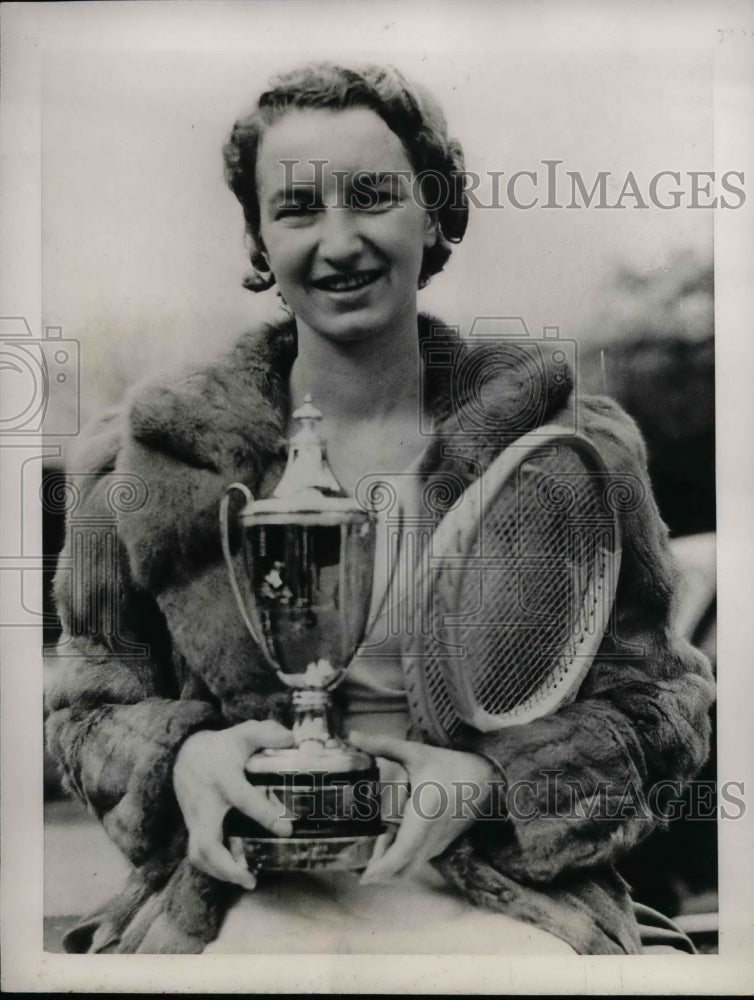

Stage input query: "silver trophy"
[{"left": 220, "top": 396, "right": 384, "bottom": 872}]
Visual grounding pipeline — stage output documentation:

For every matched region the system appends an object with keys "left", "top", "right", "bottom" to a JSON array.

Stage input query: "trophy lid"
[{"left": 240, "top": 395, "right": 372, "bottom": 521}]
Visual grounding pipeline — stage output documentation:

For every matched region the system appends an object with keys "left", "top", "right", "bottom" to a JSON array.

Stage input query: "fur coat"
[{"left": 45, "top": 313, "right": 715, "bottom": 955}]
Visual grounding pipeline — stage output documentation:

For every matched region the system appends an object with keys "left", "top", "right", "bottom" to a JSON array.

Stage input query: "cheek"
[
  {"left": 396, "top": 225, "right": 431, "bottom": 277},
  {"left": 374, "top": 214, "right": 429, "bottom": 264},
  {"left": 260, "top": 231, "right": 308, "bottom": 283}
]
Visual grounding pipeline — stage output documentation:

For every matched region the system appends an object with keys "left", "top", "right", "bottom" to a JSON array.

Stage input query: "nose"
[{"left": 316, "top": 207, "right": 363, "bottom": 266}]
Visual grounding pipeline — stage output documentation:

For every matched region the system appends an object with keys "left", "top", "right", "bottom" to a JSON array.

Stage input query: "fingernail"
[
  {"left": 242, "top": 873, "right": 257, "bottom": 891},
  {"left": 272, "top": 818, "right": 293, "bottom": 837}
]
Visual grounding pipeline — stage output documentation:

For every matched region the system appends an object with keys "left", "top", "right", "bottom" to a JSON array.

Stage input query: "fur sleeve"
[
  {"left": 45, "top": 354, "right": 291, "bottom": 870},
  {"left": 44, "top": 412, "right": 226, "bottom": 872},
  {"left": 462, "top": 636, "right": 714, "bottom": 882}
]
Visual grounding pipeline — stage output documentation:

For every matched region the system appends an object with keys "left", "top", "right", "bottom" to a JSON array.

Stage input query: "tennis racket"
[{"left": 402, "top": 425, "right": 623, "bottom": 746}]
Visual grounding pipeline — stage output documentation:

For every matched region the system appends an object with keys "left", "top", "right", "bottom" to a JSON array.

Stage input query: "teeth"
[{"left": 317, "top": 272, "right": 377, "bottom": 291}]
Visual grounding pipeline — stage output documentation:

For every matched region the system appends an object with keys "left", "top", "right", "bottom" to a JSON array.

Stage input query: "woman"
[{"left": 45, "top": 62, "right": 715, "bottom": 955}]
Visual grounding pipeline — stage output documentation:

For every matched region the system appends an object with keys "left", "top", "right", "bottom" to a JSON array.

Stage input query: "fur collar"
[
  {"left": 118, "top": 310, "right": 577, "bottom": 719},
  {"left": 127, "top": 312, "right": 575, "bottom": 502},
  {"left": 119, "top": 310, "right": 663, "bottom": 636}
]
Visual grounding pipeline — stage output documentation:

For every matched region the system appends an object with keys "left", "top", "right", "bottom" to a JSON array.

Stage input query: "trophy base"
[
  {"left": 244, "top": 741, "right": 374, "bottom": 775},
  {"left": 228, "top": 829, "right": 388, "bottom": 873},
  {"left": 223, "top": 745, "right": 386, "bottom": 874}
]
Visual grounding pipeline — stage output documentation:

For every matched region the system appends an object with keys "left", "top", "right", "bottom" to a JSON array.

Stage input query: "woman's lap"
[{"left": 204, "top": 865, "right": 576, "bottom": 955}]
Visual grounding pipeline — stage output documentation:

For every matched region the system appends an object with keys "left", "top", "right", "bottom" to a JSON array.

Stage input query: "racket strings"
[
  {"left": 404, "top": 440, "right": 618, "bottom": 743},
  {"left": 457, "top": 448, "right": 610, "bottom": 717}
]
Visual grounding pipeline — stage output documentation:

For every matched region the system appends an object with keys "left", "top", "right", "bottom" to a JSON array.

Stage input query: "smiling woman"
[
  {"left": 44, "top": 61, "right": 714, "bottom": 956},
  {"left": 255, "top": 108, "right": 435, "bottom": 344}
]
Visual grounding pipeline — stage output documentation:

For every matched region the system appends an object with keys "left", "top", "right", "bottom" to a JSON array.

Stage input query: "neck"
[{"left": 289, "top": 314, "right": 423, "bottom": 423}]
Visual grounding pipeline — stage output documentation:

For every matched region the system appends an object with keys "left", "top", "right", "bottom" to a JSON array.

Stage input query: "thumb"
[
  {"left": 348, "top": 730, "right": 420, "bottom": 765},
  {"left": 237, "top": 719, "right": 295, "bottom": 753}
]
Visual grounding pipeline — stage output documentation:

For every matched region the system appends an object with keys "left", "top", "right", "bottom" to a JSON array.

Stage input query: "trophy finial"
[
  {"left": 273, "top": 393, "right": 345, "bottom": 499},
  {"left": 292, "top": 393, "right": 322, "bottom": 427}
]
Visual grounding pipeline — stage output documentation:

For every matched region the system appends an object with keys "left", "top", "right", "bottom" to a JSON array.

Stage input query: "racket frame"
[{"left": 403, "top": 425, "right": 623, "bottom": 742}]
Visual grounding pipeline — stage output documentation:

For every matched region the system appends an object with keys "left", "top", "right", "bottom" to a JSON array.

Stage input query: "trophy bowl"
[{"left": 220, "top": 396, "right": 386, "bottom": 873}]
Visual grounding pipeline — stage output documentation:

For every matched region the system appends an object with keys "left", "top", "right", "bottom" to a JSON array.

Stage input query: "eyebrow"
[
  {"left": 266, "top": 186, "right": 321, "bottom": 207},
  {"left": 352, "top": 171, "right": 409, "bottom": 185},
  {"left": 267, "top": 171, "right": 410, "bottom": 199}
]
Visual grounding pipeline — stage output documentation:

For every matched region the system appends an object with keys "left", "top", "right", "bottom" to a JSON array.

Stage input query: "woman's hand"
[
  {"left": 173, "top": 719, "right": 295, "bottom": 890},
  {"left": 349, "top": 731, "right": 501, "bottom": 884}
]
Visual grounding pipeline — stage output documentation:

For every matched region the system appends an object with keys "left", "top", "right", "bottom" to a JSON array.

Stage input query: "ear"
[
  {"left": 423, "top": 211, "right": 440, "bottom": 248},
  {"left": 252, "top": 238, "right": 272, "bottom": 275}
]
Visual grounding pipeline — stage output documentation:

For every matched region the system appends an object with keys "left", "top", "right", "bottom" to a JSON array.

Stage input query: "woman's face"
[{"left": 256, "top": 108, "right": 437, "bottom": 344}]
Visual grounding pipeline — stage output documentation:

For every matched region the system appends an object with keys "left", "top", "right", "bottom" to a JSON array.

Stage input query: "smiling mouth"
[{"left": 310, "top": 270, "right": 383, "bottom": 293}]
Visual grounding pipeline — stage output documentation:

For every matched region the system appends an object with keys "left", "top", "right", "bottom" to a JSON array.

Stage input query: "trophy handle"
[{"left": 220, "top": 483, "right": 277, "bottom": 671}]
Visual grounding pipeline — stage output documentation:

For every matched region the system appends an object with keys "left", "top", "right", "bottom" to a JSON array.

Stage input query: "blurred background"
[{"left": 40, "top": 41, "right": 716, "bottom": 951}]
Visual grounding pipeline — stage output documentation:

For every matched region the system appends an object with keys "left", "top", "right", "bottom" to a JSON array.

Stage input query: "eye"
[
  {"left": 275, "top": 202, "right": 319, "bottom": 222},
  {"left": 273, "top": 190, "right": 324, "bottom": 222},
  {"left": 353, "top": 186, "right": 404, "bottom": 212},
  {"left": 373, "top": 188, "right": 402, "bottom": 207}
]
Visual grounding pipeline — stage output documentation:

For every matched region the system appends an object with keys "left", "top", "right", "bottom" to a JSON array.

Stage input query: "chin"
[{"left": 307, "top": 310, "right": 395, "bottom": 345}]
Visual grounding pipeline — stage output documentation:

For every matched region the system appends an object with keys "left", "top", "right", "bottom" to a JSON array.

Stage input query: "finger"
[
  {"left": 360, "top": 835, "right": 418, "bottom": 883},
  {"left": 378, "top": 771, "right": 410, "bottom": 824},
  {"left": 360, "top": 810, "right": 436, "bottom": 883},
  {"left": 361, "top": 774, "right": 454, "bottom": 882},
  {"left": 225, "top": 776, "right": 295, "bottom": 837},
  {"left": 348, "top": 730, "right": 423, "bottom": 766},
  {"left": 367, "top": 823, "right": 398, "bottom": 866},
  {"left": 187, "top": 834, "right": 257, "bottom": 890},
  {"left": 235, "top": 719, "right": 295, "bottom": 753},
  {"left": 183, "top": 798, "right": 259, "bottom": 888}
]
